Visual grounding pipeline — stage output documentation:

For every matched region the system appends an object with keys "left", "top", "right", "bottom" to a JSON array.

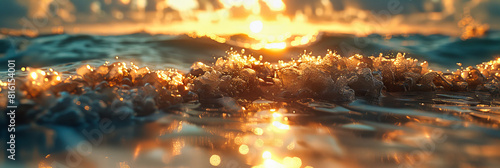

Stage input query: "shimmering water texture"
[{"left": 2, "top": 51, "right": 500, "bottom": 168}]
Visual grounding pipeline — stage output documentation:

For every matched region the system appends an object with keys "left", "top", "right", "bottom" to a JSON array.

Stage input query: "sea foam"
[{"left": 1, "top": 50, "right": 499, "bottom": 125}]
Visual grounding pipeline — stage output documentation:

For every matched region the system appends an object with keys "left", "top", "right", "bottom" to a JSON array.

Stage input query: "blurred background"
[
  {"left": 1, "top": 0, "right": 499, "bottom": 70},
  {"left": 0, "top": 0, "right": 497, "bottom": 35}
]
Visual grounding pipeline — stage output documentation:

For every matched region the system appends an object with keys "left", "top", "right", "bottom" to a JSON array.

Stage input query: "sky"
[{"left": 0, "top": 0, "right": 498, "bottom": 36}]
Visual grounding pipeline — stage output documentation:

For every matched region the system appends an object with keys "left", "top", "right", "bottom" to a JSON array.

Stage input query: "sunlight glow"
[
  {"left": 283, "top": 157, "right": 302, "bottom": 168},
  {"left": 220, "top": 0, "right": 259, "bottom": 10},
  {"left": 184, "top": 20, "right": 320, "bottom": 50},
  {"left": 272, "top": 121, "right": 290, "bottom": 130},
  {"left": 120, "top": 0, "right": 130, "bottom": 5},
  {"left": 262, "top": 159, "right": 282, "bottom": 168},
  {"left": 166, "top": 0, "right": 199, "bottom": 11},
  {"left": 252, "top": 156, "right": 304, "bottom": 168},
  {"left": 138, "top": 0, "right": 147, "bottom": 9},
  {"left": 262, "top": 151, "right": 272, "bottom": 159},
  {"left": 262, "top": 0, "right": 285, "bottom": 11},
  {"left": 250, "top": 20, "right": 263, "bottom": 34},
  {"left": 265, "top": 42, "right": 286, "bottom": 49},
  {"left": 31, "top": 72, "right": 38, "bottom": 80}
]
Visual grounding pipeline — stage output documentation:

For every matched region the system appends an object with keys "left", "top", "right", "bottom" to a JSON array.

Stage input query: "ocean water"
[
  {"left": 1, "top": 32, "right": 500, "bottom": 168},
  {"left": 2, "top": 31, "right": 500, "bottom": 71}
]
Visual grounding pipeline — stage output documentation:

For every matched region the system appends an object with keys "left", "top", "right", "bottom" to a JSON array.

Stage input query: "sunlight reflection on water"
[{"left": 3, "top": 92, "right": 496, "bottom": 168}]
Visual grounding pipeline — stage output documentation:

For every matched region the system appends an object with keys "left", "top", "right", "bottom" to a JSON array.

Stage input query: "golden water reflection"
[
  {"left": 29, "top": 94, "right": 500, "bottom": 168},
  {"left": 188, "top": 31, "right": 318, "bottom": 50}
]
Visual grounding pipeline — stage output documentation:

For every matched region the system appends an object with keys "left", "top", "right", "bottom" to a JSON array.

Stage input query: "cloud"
[
  {"left": 471, "top": 0, "right": 500, "bottom": 24},
  {"left": 0, "top": 0, "right": 28, "bottom": 28},
  {"left": 1, "top": 0, "right": 499, "bottom": 34}
]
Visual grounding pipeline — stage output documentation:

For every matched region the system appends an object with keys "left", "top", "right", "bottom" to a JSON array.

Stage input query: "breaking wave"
[{"left": 3, "top": 49, "right": 500, "bottom": 126}]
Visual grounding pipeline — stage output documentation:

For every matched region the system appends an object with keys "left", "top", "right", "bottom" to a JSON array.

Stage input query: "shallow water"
[
  {"left": 2, "top": 92, "right": 500, "bottom": 168},
  {"left": 1, "top": 33, "right": 500, "bottom": 168}
]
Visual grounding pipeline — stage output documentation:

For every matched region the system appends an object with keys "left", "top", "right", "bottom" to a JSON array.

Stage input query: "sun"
[{"left": 249, "top": 20, "right": 263, "bottom": 34}]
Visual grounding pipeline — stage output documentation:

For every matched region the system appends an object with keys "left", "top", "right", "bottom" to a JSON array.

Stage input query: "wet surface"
[{"left": 2, "top": 91, "right": 500, "bottom": 168}]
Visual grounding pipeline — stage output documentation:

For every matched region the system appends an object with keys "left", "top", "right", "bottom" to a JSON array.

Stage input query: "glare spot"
[
  {"left": 263, "top": 159, "right": 281, "bottom": 168},
  {"left": 272, "top": 121, "right": 290, "bottom": 130},
  {"left": 239, "top": 144, "right": 249, "bottom": 155},
  {"left": 254, "top": 128, "right": 264, "bottom": 135},
  {"left": 283, "top": 157, "right": 302, "bottom": 168},
  {"left": 221, "top": 0, "right": 259, "bottom": 10},
  {"left": 31, "top": 72, "right": 38, "bottom": 80},
  {"left": 120, "top": 0, "right": 130, "bottom": 5},
  {"left": 262, "top": 151, "right": 272, "bottom": 159},
  {"left": 90, "top": 1, "right": 101, "bottom": 13},
  {"left": 135, "top": 0, "right": 147, "bottom": 9},
  {"left": 250, "top": 20, "right": 263, "bottom": 33},
  {"left": 166, "top": 0, "right": 199, "bottom": 11},
  {"left": 262, "top": 0, "right": 285, "bottom": 11},
  {"left": 210, "top": 155, "right": 221, "bottom": 166},
  {"left": 265, "top": 42, "right": 286, "bottom": 50}
]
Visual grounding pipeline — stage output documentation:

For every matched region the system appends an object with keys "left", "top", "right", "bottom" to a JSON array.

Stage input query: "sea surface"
[
  {"left": 2, "top": 31, "right": 500, "bottom": 71},
  {"left": 1, "top": 32, "right": 500, "bottom": 168}
]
